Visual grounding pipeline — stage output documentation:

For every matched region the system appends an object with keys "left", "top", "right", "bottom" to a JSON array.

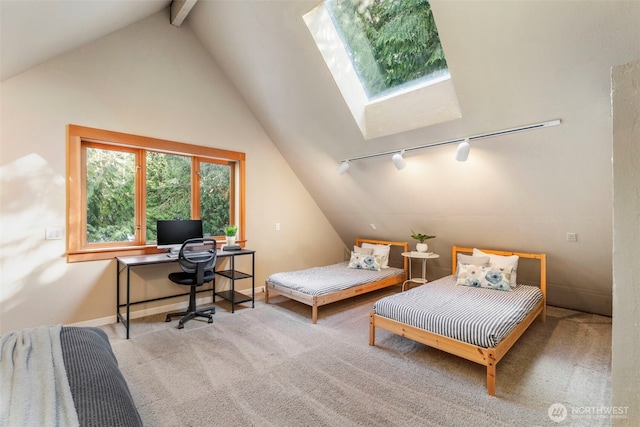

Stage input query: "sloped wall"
[
  {"left": 187, "top": 1, "right": 640, "bottom": 316},
  {"left": 0, "top": 10, "right": 343, "bottom": 334}
]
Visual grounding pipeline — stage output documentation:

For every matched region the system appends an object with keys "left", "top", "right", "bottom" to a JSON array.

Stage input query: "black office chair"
[{"left": 165, "top": 238, "right": 217, "bottom": 329}]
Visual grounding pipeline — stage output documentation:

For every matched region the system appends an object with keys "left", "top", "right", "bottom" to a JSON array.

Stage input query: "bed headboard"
[
  {"left": 451, "top": 246, "right": 547, "bottom": 300},
  {"left": 355, "top": 238, "right": 409, "bottom": 272}
]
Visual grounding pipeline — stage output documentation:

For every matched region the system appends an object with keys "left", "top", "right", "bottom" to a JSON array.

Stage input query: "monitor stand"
[{"left": 165, "top": 247, "right": 180, "bottom": 258}]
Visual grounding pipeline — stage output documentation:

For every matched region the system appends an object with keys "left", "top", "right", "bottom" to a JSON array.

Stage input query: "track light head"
[
  {"left": 337, "top": 160, "right": 350, "bottom": 175},
  {"left": 456, "top": 139, "right": 470, "bottom": 162},
  {"left": 392, "top": 150, "right": 406, "bottom": 170}
]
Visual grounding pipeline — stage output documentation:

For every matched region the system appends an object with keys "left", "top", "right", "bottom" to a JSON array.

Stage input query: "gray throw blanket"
[{"left": 0, "top": 324, "right": 79, "bottom": 427}]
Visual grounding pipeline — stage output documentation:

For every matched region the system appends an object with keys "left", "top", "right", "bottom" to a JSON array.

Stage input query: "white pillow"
[
  {"left": 353, "top": 245, "right": 374, "bottom": 255},
  {"left": 347, "top": 251, "right": 381, "bottom": 271},
  {"left": 472, "top": 248, "right": 519, "bottom": 288},
  {"left": 361, "top": 243, "right": 391, "bottom": 268},
  {"left": 456, "top": 254, "right": 490, "bottom": 272}
]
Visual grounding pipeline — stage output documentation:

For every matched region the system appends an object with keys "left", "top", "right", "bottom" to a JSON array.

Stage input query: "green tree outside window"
[{"left": 328, "top": 0, "right": 448, "bottom": 99}]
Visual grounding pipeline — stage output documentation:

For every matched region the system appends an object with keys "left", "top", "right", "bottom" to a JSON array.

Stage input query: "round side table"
[{"left": 401, "top": 251, "right": 440, "bottom": 291}]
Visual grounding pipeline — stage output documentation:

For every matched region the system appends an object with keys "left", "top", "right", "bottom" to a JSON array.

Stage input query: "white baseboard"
[{"left": 69, "top": 286, "right": 264, "bottom": 328}]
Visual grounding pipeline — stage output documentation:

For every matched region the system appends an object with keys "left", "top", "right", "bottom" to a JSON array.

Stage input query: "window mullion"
[
  {"left": 79, "top": 143, "right": 89, "bottom": 249},
  {"left": 137, "top": 149, "right": 146, "bottom": 245},
  {"left": 192, "top": 157, "right": 201, "bottom": 220}
]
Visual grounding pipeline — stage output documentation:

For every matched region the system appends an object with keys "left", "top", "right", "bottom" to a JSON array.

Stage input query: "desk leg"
[
  {"left": 230, "top": 254, "right": 235, "bottom": 313},
  {"left": 115, "top": 260, "right": 131, "bottom": 339},
  {"left": 251, "top": 252, "right": 255, "bottom": 308},
  {"left": 212, "top": 273, "right": 216, "bottom": 305},
  {"left": 116, "top": 260, "right": 120, "bottom": 323},
  {"left": 126, "top": 266, "right": 131, "bottom": 339}
]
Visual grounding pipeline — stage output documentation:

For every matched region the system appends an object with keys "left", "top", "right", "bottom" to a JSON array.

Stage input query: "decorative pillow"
[
  {"left": 456, "top": 254, "right": 490, "bottom": 272},
  {"left": 361, "top": 243, "right": 391, "bottom": 268},
  {"left": 353, "top": 245, "right": 374, "bottom": 255},
  {"left": 347, "top": 251, "right": 381, "bottom": 271},
  {"left": 473, "top": 248, "right": 519, "bottom": 288},
  {"left": 456, "top": 264, "right": 513, "bottom": 291}
]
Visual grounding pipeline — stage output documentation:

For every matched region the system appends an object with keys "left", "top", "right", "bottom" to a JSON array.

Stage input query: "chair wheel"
[
  {"left": 165, "top": 316, "right": 171, "bottom": 322},
  {"left": 178, "top": 322, "right": 184, "bottom": 329},
  {"left": 208, "top": 317, "right": 213, "bottom": 323}
]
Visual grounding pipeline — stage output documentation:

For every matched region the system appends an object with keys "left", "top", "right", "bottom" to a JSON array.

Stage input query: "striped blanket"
[
  {"left": 373, "top": 275, "right": 543, "bottom": 348},
  {"left": 267, "top": 261, "right": 405, "bottom": 296}
]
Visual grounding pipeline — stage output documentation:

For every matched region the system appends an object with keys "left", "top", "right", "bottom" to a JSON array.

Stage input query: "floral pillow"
[
  {"left": 473, "top": 248, "right": 519, "bottom": 288},
  {"left": 456, "top": 264, "right": 513, "bottom": 291},
  {"left": 347, "top": 251, "right": 381, "bottom": 271},
  {"left": 361, "top": 243, "right": 391, "bottom": 268}
]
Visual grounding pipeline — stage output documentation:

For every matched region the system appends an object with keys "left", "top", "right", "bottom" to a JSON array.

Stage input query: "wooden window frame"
[{"left": 66, "top": 124, "right": 246, "bottom": 262}]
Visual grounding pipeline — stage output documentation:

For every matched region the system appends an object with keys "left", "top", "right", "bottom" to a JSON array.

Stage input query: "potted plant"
[
  {"left": 411, "top": 230, "right": 436, "bottom": 252},
  {"left": 225, "top": 225, "right": 238, "bottom": 246}
]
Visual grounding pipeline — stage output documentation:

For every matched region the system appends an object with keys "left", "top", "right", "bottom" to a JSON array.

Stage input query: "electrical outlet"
[
  {"left": 369, "top": 223, "right": 377, "bottom": 230},
  {"left": 275, "top": 223, "right": 280, "bottom": 231},
  {"left": 45, "top": 228, "right": 63, "bottom": 240},
  {"left": 566, "top": 232, "right": 577, "bottom": 242}
]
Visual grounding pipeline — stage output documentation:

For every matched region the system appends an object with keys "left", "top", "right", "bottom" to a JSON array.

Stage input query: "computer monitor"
[{"left": 156, "top": 219, "right": 203, "bottom": 254}]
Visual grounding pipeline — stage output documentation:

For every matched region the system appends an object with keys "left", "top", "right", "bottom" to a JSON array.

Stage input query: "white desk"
[{"left": 401, "top": 251, "right": 440, "bottom": 291}]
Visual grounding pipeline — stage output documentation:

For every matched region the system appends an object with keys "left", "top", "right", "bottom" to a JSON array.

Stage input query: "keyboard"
[
  {"left": 189, "top": 251, "right": 215, "bottom": 257},
  {"left": 166, "top": 251, "right": 214, "bottom": 259}
]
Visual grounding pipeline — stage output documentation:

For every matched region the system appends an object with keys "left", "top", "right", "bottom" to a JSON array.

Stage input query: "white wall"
[
  {"left": 0, "top": 10, "right": 343, "bottom": 334},
  {"left": 612, "top": 59, "right": 640, "bottom": 426}
]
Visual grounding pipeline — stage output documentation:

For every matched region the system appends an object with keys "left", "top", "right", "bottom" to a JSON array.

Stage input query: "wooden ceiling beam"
[{"left": 170, "top": 0, "right": 198, "bottom": 27}]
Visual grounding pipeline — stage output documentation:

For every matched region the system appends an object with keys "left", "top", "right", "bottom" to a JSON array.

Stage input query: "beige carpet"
[{"left": 101, "top": 289, "right": 612, "bottom": 427}]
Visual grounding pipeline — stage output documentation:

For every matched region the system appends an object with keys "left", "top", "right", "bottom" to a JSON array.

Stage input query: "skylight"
[
  {"left": 304, "top": 0, "right": 461, "bottom": 139},
  {"left": 327, "top": 0, "right": 449, "bottom": 100}
]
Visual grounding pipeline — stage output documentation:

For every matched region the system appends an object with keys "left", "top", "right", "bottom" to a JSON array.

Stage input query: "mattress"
[
  {"left": 267, "top": 261, "right": 405, "bottom": 296},
  {"left": 373, "top": 275, "right": 543, "bottom": 348}
]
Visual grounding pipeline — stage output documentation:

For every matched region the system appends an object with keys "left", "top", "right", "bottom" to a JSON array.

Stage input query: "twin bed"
[
  {"left": 266, "top": 239, "right": 546, "bottom": 396},
  {"left": 371, "top": 245, "right": 546, "bottom": 396},
  {"left": 266, "top": 238, "right": 408, "bottom": 324}
]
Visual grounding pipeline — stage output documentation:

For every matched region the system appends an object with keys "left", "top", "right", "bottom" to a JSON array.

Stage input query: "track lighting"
[
  {"left": 455, "top": 138, "right": 470, "bottom": 162},
  {"left": 337, "top": 160, "right": 350, "bottom": 175},
  {"left": 335, "top": 119, "right": 561, "bottom": 175},
  {"left": 392, "top": 150, "right": 406, "bottom": 170}
]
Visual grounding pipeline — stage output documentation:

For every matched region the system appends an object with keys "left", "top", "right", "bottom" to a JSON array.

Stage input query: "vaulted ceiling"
[{"left": 0, "top": 0, "right": 170, "bottom": 81}]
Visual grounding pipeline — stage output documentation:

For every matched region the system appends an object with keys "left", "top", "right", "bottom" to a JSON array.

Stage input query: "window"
[
  {"left": 67, "top": 125, "right": 245, "bottom": 262},
  {"left": 327, "top": 0, "right": 449, "bottom": 100},
  {"left": 304, "top": 0, "right": 461, "bottom": 139}
]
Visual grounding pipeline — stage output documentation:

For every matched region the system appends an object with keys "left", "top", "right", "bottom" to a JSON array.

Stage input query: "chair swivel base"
[{"left": 165, "top": 306, "right": 215, "bottom": 329}]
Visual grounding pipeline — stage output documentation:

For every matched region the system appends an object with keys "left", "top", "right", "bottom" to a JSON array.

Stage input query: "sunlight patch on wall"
[{"left": 0, "top": 153, "right": 67, "bottom": 309}]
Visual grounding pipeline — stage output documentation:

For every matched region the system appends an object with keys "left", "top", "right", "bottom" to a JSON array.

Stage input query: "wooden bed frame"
[
  {"left": 265, "top": 238, "right": 408, "bottom": 324},
  {"left": 369, "top": 246, "right": 546, "bottom": 396}
]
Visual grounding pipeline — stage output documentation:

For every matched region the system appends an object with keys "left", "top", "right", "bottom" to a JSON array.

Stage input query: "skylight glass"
[
  {"left": 327, "top": 0, "right": 449, "bottom": 100},
  {"left": 304, "top": 0, "right": 461, "bottom": 139}
]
